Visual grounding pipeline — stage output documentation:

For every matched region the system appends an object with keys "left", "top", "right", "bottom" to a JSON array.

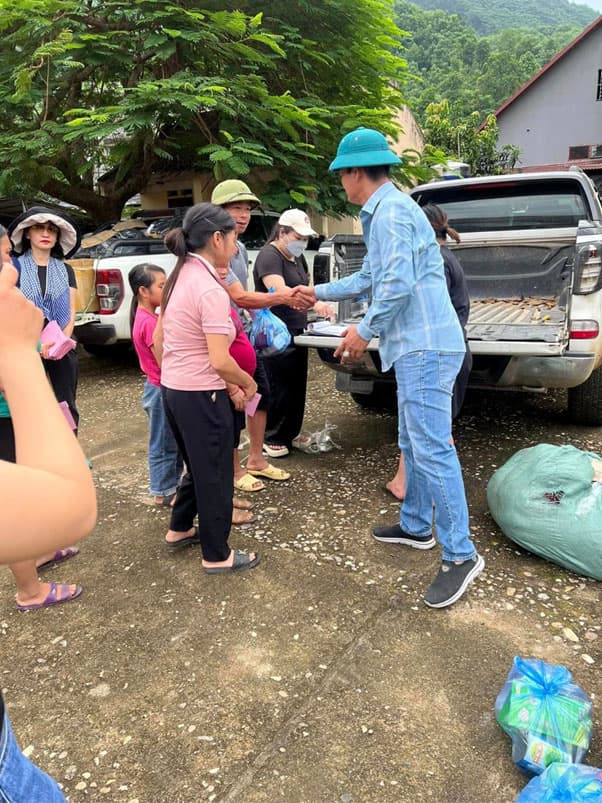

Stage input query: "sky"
[{"left": 578, "top": 0, "right": 602, "bottom": 12}]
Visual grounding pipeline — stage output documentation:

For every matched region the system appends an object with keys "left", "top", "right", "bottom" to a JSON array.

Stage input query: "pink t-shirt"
[
  {"left": 132, "top": 307, "right": 161, "bottom": 386},
  {"left": 161, "top": 254, "right": 235, "bottom": 391},
  {"left": 229, "top": 308, "right": 256, "bottom": 376}
]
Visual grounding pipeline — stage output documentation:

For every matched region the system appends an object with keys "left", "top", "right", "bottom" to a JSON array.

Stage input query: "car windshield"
[
  {"left": 239, "top": 213, "right": 277, "bottom": 250},
  {"left": 412, "top": 179, "right": 590, "bottom": 232}
]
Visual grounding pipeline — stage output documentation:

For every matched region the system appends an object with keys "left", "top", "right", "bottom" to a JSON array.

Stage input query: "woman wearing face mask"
[{"left": 253, "top": 209, "right": 330, "bottom": 457}]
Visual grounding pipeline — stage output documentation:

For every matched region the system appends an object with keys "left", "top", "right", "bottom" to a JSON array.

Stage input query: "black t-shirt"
[
  {"left": 253, "top": 244, "right": 309, "bottom": 332},
  {"left": 441, "top": 245, "right": 470, "bottom": 331},
  {"left": 38, "top": 263, "right": 77, "bottom": 296}
]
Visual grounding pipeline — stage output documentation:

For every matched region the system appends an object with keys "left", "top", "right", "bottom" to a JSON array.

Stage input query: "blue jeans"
[
  {"left": 142, "top": 381, "right": 183, "bottom": 497},
  {"left": 0, "top": 712, "right": 66, "bottom": 802},
  {"left": 394, "top": 351, "right": 476, "bottom": 563}
]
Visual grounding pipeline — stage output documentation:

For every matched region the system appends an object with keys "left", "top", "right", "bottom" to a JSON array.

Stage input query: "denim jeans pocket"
[
  {"left": 142, "top": 380, "right": 160, "bottom": 413},
  {"left": 437, "top": 353, "right": 463, "bottom": 396}
]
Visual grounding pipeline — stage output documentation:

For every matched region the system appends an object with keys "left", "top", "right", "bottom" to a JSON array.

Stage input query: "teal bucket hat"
[{"left": 329, "top": 127, "right": 402, "bottom": 171}]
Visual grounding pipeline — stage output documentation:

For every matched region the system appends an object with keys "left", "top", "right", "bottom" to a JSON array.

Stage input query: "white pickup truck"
[
  {"left": 73, "top": 210, "right": 280, "bottom": 355},
  {"left": 296, "top": 170, "right": 602, "bottom": 425}
]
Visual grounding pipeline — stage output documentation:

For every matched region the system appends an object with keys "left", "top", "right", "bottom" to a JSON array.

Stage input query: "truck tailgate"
[{"left": 296, "top": 297, "right": 567, "bottom": 356}]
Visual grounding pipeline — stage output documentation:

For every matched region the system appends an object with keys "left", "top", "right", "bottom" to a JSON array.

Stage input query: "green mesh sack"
[{"left": 487, "top": 444, "right": 602, "bottom": 581}]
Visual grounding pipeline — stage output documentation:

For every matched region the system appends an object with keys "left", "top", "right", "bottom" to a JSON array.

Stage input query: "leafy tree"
[
  {"left": 0, "top": 0, "right": 414, "bottom": 225},
  {"left": 394, "top": 0, "right": 583, "bottom": 122},
  {"left": 407, "top": 0, "right": 595, "bottom": 35},
  {"left": 424, "top": 99, "right": 519, "bottom": 175}
]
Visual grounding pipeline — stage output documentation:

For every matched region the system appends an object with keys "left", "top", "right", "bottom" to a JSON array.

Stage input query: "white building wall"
[{"left": 496, "top": 25, "right": 602, "bottom": 166}]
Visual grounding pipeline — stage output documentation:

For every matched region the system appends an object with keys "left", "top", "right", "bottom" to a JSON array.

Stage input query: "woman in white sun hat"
[
  {"left": 0, "top": 217, "right": 82, "bottom": 611},
  {"left": 253, "top": 209, "right": 332, "bottom": 458},
  {"left": 8, "top": 206, "right": 81, "bottom": 429}
]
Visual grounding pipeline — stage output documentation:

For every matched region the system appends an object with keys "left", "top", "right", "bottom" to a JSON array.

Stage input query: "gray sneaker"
[
  {"left": 423, "top": 554, "right": 485, "bottom": 608},
  {"left": 372, "top": 524, "right": 436, "bottom": 549}
]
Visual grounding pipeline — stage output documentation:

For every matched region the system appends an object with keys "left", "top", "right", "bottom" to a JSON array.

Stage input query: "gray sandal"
[
  {"left": 164, "top": 527, "right": 200, "bottom": 549},
  {"left": 204, "top": 549, "right": 261, "bottom": 574}
]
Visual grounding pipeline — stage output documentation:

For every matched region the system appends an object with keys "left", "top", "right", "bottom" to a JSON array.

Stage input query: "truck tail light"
[
  {"left": 574, "top": 242, "right": 602, "bottom": 294},
  {"left": 570, "top": 320, "right": 599, "bottom": 339},
  {"left": 96, "top": 269, "right": 124, "bottom": 314}
]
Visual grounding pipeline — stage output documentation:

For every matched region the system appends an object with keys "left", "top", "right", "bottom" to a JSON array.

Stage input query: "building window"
[
  {"left": 597, "top": 69, "right": 602, "bottom": 101},
  {"left": 568, "top": 145, "right": 590, "bottom": 160},
  {"left": 166, "top": 188, "right": 193, "bottom": 209},
  {"left": 592, "top": 144, "right": 602, "bottom": 159}
]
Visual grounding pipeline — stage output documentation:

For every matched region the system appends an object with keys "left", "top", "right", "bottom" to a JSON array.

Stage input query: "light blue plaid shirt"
[{"left": 315, "top": 181, "right": 465, "bottom": 372}]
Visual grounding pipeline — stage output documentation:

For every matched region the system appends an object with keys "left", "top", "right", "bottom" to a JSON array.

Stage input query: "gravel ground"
[{"left": 1, "top": 349, "right": 600, "bottom": 802}]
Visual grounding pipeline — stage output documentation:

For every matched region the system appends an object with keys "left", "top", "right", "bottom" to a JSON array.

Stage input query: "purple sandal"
[
  {"left": 16, "top": 582, "right": 83, "bottom": 612},
  {"left": 37, "top": 547, "right": 80, "bottom": 572}
]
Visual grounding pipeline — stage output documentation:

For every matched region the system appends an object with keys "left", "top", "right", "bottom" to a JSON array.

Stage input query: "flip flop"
[
  {"left": 16, "top": 582, "right": 83, "bottom": 612},
  {"left": 292, "top": 433, "right": 313, "bottom": 450},
  {"left": 232, "top": 510, "right": 256, "bottom": 526},
  {"left": 154, "top": 492, "right": 176, "bottom": 507},
  {"left": 37, "top": 547, "right": 80, "bottom": 572},
  {"left": 247, "top": 464, "right": 291, "bottom": 481},
  {"left": 164, "top": 527, "right": 200, "bottom": 549},
  {"left": 234, "top": 473, "right": 265, "bottom": 493},
  {"left": 263, "top": 444, "right": 289, "bottom": 458},
  {"left": 204, "top": 549, "right": 261, "bottom": 575},
  {"left": 233, "top": 498, "right": 255, "bottom": 511}
]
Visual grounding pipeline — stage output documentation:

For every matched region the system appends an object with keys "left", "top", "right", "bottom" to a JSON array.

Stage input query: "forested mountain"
[
  {"left": 408, "top": 0, "right": 596, "bottom": 34},
  {"left": 395, "top": 0, "right": 585, "bottom": 123}
]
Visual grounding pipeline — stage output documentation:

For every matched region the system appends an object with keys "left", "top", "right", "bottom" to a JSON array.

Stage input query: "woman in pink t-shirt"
[{"left": 159, "top": 203, "right": 260, "bottom": 574}]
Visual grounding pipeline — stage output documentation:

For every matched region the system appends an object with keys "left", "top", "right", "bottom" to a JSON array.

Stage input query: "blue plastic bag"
[
  {"left": 516, "top": 763, "right": 602, "bottom": 801},
  {"left": 495, "top": 657, "right": 592, "bottom": 775},
  {"left": 249, "top": 308, "right": 291, "bottom": 357}
]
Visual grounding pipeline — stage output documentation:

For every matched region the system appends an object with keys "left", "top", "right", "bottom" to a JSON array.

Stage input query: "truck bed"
[{"left": 467, "top": 296, "right": 566, "bottom": 344}]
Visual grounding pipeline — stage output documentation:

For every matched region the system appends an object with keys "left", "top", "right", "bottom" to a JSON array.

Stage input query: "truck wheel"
[
  {"left": 351, "top": 385, "right": 397, "bottom": 410},
  {"left": 568, "top": 366, "right": 602, "bottom": 425}
]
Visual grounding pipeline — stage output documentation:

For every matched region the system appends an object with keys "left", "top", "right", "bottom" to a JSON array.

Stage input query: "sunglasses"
[{"left": 29, "top": 222, "right": 59, "bottom": 235}]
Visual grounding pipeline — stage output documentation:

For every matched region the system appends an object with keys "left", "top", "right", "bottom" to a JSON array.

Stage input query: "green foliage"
[
  {"left": 392, "top": 0, "right": 588, "bottom": 174},
  {"left": 406, "top": 0, "right": 595, "bottom": 35},
  {"left": 0, "top": 0, "right": 412, "bottom": 224},
  {"left": 424, "top": 100, "right": 519, "bottom": 175},
  {"left": 394, "top": 0, "right": 585, "bottom": 122}
]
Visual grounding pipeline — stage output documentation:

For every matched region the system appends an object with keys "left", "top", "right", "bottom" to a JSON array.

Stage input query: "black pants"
[
  {"left": 264, "top": 338, "right": 308, "bottom": 448},
  {"left": 0, "top": 418, "right": 15, "bottom": 463},
  {"left": 451, "top": 346, "right": 473, "bottom": 420},
  {"left": 43, "top": 350, "right": 79, "bottom": 430},
  {"left": 162, "top": 387, "right": 233, "bottom": 562},
  {"left": 253, "top": 356, "right": 270, "bottom": 411}
]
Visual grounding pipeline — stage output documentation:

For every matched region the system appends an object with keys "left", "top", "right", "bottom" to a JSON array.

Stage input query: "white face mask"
[{"left": 286, "top": 237, "right": 308, "bottom": 258}]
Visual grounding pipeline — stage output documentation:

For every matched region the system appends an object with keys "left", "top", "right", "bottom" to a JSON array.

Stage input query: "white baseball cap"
[{"left": 278, "top": 209, "right": 317, "bottom": 238}]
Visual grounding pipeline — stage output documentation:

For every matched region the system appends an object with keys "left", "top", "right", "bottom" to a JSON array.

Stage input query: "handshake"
[
  {"left": 285, "top": 286, "right": 334, "bottom": 320},
  {"left": 283, "top": 285, "right": 318, "bottom": 311}
]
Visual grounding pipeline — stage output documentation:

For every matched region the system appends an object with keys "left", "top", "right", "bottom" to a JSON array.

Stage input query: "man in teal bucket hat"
[{"left": 295, "top": 127, "right": 483, "bottom": 608}]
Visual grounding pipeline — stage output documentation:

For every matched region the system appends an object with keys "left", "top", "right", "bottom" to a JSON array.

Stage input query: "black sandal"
[
  {"left": 163, "top": 527, "right": 200, "bottom": 549},
  {"left": 204, "top": 549, "right": 261, "bottom": 574}
]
